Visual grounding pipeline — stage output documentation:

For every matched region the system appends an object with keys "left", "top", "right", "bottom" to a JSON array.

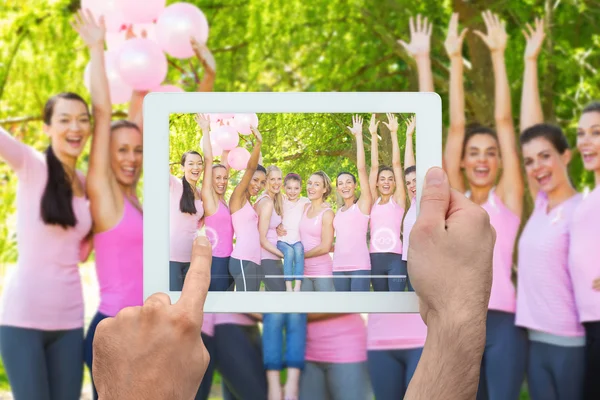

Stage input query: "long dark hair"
[
  {"left": 41, "top": 92, "right": 89, "bottom": 229},
  {"left": 179, "top": 151, "right": 203, "bottom": 214}
]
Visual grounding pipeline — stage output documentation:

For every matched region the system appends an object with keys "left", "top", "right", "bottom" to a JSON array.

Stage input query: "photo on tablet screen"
[{"left": 168, "top": 112, "right": 420, "bottom": 295}]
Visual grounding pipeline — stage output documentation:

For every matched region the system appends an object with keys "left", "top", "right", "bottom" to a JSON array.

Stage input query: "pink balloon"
[
  {"left": 84, "top": 50, "right": 133, "bottom": 105},
  {"left": 227, "top": 147, "right": 251, "bottom": 171},
  {"left": 106, "top": 23, "right": 157, "bottom": 52},
  {"left": 118, "top": 0, "right": 166, "bottom": 24},
  {"left": 231, "top": 113, "right": 259, "bottom": 135},
  {"left": 201, "top": 135, "right": 222, "bottom": 157},
  {"left": 155, "top": 2, "right": 209, "bottom": 59},
  {"left": 212, "top": 125, "right": 239, "bottom": 151},
  {"left": 106, "top": 32, "right": 126, "bottom": 50},
  {"left": 153, "top": 84, "right": 184, "bottom": 92},
  {"left": 81, "top": 0, "right": 127, "bottom": 33},
  {"left": 117, "top": 38, "right": 167, "bottom": 90}
]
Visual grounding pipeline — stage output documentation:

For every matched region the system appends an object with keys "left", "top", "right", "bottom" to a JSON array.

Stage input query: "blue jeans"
[
  {"left": 333, "top": 270, "right": 371, "bottom": 291},
  {"left": 277, "top": 241, "right": 304, "bottom": 281},
  {"left": 262, "top": 313, "right": 307, "bottom": 370},
  {"left": 367, "top": 347, "right": 423, "bottom": 399},
  {"left": 210, "top": 256, "right": 233, "bottom": 291},
  {"left": 370, "top": 253, "right": 410, "bottom": 291}
]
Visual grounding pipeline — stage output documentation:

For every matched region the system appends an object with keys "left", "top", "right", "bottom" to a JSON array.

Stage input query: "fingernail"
[
  {"left": 426, "top": 167, "right": 444, "bottom": 187},
  {"left": 195, "top": 236, "right": 209, "bottom": 246}
]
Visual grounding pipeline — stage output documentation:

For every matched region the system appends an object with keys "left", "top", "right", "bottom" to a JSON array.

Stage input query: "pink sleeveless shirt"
[
  {"left": 257, "top": 194, "right": 282, "bottom": 261},
  {"left": 516, "top": 192, "right": 584, "bottom": 337},
  {"left": 230, "top": 200, "right": 261, "bottom": 265},
  {"left": 201, "top": 313, "right": 215, "bottom": 336},
  {"left": 479, "top": 190, "right": 520, "bottom": 313},
  {"left": 169, "top": 174, "right": 203, "bottom": 263},
  {"left": 0, "top": 137, "right": 92, "bottom": 330},
  {"left": 367, "top": 313, "right": 427, "bottom": 350},
  {"left": 333, "top": 204, "right": 371, "bottom": 271},
  {"left": 569, "top": 186, "right": 600, "bottom": 323},
  {"left": 204, "top": 200, "right": 234, "bottom": 258},
  {"left": 94, "top": 197, "right": 144, "bottom": 317},
  {"left": 369, "top": 197, "right": 404, "bottom": 254},
  {"left": 305, "top": 314, "right": 367, "bottom": 363},
  {"left": 299, "top": 206, "right": 334, "bottom": 277},
  {"left": 279, "top": 197, "right": 310, "bottom": 244},
  {"left": 402, "top": 198, "right": 417, "bottom": 261}
]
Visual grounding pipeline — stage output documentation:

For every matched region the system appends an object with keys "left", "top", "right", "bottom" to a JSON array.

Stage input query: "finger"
[
  {"left": 176, "top": 236, "right": 212, "bottom": 320},
  {"left": 417, "top": 14, "right": 422, "bottom": 32},
  {"left": 448, "top": 13, "right": 456, "bottom": 34},
  {"left": 85, "top": 8, "right": 96, "bottom": 26},
  {"left": 459, "top": 28, "right": 468, "bottom": 41},
  {"left": 427, "top": 20, "right": 432, "bottom": 37},
  {"left": 522, "top": 29, "right": 530, "bottom": 40},
  {"left": 397, "top": 39, "right": 409, "bottom": 51},
  {"left": 525, "top": 23, "right": 534, "bottom": 37},
  {"left": 482, "top": 10, "right": 491, "bottom": 30},
  {"left": 409, "top": 16, "right": 415, "bottom": 36},
  {"left": 414, "top": 167, "right": 450, "bottom": 234},
  {"left": 473, "top": 30, "right": 486, "bottom": 42}
]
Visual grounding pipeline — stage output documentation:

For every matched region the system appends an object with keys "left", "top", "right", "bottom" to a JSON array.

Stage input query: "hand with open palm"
[
  {"left": 398, "top": 14, "right": 433, "bottom": 59},
  {"left": 72, "top": 9, "right": 105, "bottom": 49},
  {"left": 347, "top": 115, "right": 364, "bottom": 137},
  {"left": 383, "top": 113, "right": 399, "bottom": 133},
  {"left": 444, "top": 12, "right": 468, "bottom": 58},
  {"left": 523, "top": 17, "right": 545, "bottom": 61},
  {"left": 473, "top": 10, "right": 508, "bottom": 54}
]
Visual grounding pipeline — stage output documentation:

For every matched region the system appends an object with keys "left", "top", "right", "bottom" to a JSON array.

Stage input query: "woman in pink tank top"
[
  {"left": 228, "top": 127, "right": 266, "bottom": 292},
  {"left": 368, "top": 113, "right": 409, "bottom": 292},
  {"left": 196, "top": 114, "right": 235, "bottom": 292},
  {"left": 300, "top": 171, "right": 336, "bottom": 292},
  {"left": 77, "top": 17, "right": 145, "bottom": 400},
  {"left": 333, "top": 115, "right": 373, "bottom": 291},
  {"left": 168, "top": 150, "right": 204, "bottom": 291},
  {"left": 443, "top": 13, "right": 527, "bottom": 399},
  {"left": 0, "top": 87, "right": 92, "bottom": 399},
  {"left": 572, "top": 102, "right": 600, "bottom": 399},
  {"left": 517, "top": 17, "right": 585, "bottom": 399}
]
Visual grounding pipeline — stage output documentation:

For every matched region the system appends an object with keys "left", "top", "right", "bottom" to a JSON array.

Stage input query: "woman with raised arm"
[
  {"left": 401, "top": 118, "right": 417, "bottom": 281},
  {"left": 0, "top": 15, "right": 94, "bottom": 400},
  {"left": 368, "top": 113, "right": 408, "bottom": 291},
  {"left": 228, "top": 127, "right": 265, "bottom": 291},
  {"left": 332, "top": 115, "right": 373, "bottom": 291},
  {"left": 444, "top": 11, "right": 527, "bottom": 399},
  {"left": 517, "top": 16, "right": 586, "bottom": 400},
  {"left": 74, "top": 12, "right": 144, "bottom": 400},
  {"left": 299, "top": 171, "right": 336, "bottom": 292}
]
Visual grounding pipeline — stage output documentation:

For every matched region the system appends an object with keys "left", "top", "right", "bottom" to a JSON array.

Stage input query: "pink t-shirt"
[
  {"left": 204, "top": 200, "right": 233, "bottom": 258},
  {"left": 213, "top": 313, "right": 256, "bottom": 326},
  {"left": 257, "top": 194, "right": 283, "bottom": 261},
  {"left": 202, "top": 313, "right": 215, "bottom": 336},
  {"left": 367, "top": 313, "right": 427, "bottom": 350},
  {"left": 569, "top": 186, "right": 600, "bottom": 323},
  {"left": 230, "top": 200, "right": 261, "bottom": 265},
  {"left": 300, "top": 206, "right": 334, "bottom": 277},
  {"left": 369, "top": 197, "right": 404, "bottom": 254},
  {"left": 516, "top": 191, "right": 584, "bottom": 337},
  {"left": 333, "top": 204, "right": 371, "bottom": 271},
  {"left": 305, "top": 314, "right": 367, "bottom": 363},
  {"left": 169, "top": 174, "right": 203, "bottom": 263},
  {"left": 402, "top": 198, "right": 417, "bottom": 261},
  {"left": 0, "top": 134, "right": 92, "bottom": 330},
  {"left": 479, "top": 190, "right": 520, "bottom": 313},
  {"left": 279, "top": 197, "right": 310, "bottom": 244}
]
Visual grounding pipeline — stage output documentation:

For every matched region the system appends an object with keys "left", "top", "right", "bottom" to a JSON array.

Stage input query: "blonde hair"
[
  {"left": 311, "top": 171, "right": 332, "bottom": 201},
  {"left": 266, "top": 165, "right": 284, "bottom": 216}
]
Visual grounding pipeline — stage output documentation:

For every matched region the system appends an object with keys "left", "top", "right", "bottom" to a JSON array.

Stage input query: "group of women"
[{"left": 0, "top": 7, "right": 598, "bottom": 400}]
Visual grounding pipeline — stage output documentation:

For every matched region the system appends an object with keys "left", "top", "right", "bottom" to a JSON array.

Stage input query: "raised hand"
[
  {"left": 191, "top": 37, "right": 216, "bottom": 75},
  {"left": 71, "top": 9, "right": 105, "bottom": 49},
  {"left": 368, "top": 114, "right": 380, "bottom": 135},
  {"left": 473, "top": 10, "right": 508, "bottom": 53},
  {"left": 382, "top": 113, "right": 399, "bottom": 133},
  {"left": 398, "top": 14, "right": 433, "bottom": 59},
  {"left": 195, "top": 113, "right": 210, "bottom": 132},
  {"left": 444, "top": 12, "right": 468, "bottom": 58},
  {"left": 406, "top": 115, "right": 416, "bottom": 136},
  {"left": 347, "top": 115, "right": 364, "bottom": 137},
  {"left": 523, "top": 17, "right": 545, "bottom": 61},
  {"left": 251, "top": 126, "right": 263, "bottom": 143}
]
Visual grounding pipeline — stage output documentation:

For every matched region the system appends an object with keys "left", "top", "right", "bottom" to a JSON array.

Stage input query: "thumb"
[
  {"left": 397, "top": 39, "right": 409, "bottom": 51},
  {"left": 416, "top": 167, "right": 450, "bottom": 233},
  {"left": 472, "top": 30, "right": 486, "bottom": 42}
]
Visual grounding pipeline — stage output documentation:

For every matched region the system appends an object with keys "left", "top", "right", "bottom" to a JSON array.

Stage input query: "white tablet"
[{"left": 143, "top": 92, "right": 441, "bottom": 312}]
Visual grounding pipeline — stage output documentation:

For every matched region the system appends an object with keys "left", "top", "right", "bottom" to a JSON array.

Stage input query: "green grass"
[{"left": 0, "top": 358, "right": 9, "bottom": 391}]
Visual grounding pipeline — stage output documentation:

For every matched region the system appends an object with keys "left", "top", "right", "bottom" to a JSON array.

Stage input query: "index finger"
[{"left": 177, "top": 236, "right": 212, "bottom": 319}]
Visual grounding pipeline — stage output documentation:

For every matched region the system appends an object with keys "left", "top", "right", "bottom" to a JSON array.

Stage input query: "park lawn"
[{"left": 0, "top": 359, "right": 9, "bottom": 391}]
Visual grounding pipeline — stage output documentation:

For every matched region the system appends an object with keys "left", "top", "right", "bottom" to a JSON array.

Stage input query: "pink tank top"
[
  {"left": 94, "top": 197, "right": 144, "bottom": 317},
  {"left": 213, "top": 313, "right": 256, "bottom": 326},
  {"left": 279, "top": 197, "right": 310, "bottom": 244},
  {"left": 402, "top": 198, "right": 417, "bottom": 261},
  {"left": 257, "top": 194, "right": 283, "bottom": 261},
  {"left": 305, "top": 314, "right": 367, "bottom": 363},
  {"left": 479, "top": 190, "right": 520, "bottom": 313},
  {"left": 367, "top": 314, "right": 427, "bottom": 350},
  {"left": 299, "top": 206, "right": 334, "bottom": 277},
  {"left": 369, "top": 197, "right": 404, "bottom": 254},
  {"left": 204, "top": 200, "right": 234, "bottom": 258},
  {"left": 516, "top": 192, "right": 584, "bottom": 337},
  {"left": 169, "top": 175, "right": 203, "bottom": 263},
  {"left": 201, "top": 313, "right": 215, "bottom": 336},
  {"left": 230, "top": 200, "right": 261, "bottom": 265},
  {"left": 333, "top": 204, "right": 371, "bottom": 271},
  {"left": 569, "top": 186, "right": 600, "bottom": 323}
]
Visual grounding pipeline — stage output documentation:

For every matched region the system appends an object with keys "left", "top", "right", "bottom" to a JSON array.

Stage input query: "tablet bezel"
[{"left": 143, "top": 92, "right": 441, "bottom": 312}]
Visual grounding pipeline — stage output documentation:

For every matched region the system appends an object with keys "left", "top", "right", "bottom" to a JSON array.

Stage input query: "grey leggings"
[
  {"left": 301, "top": 276, "right": 336, "bottom": 292},
  {"left": 0, "top": 325, "right": 84, "bottom": 400},
  {"left": 299, "top": 361, "right": 371, "bottom": 400}
]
